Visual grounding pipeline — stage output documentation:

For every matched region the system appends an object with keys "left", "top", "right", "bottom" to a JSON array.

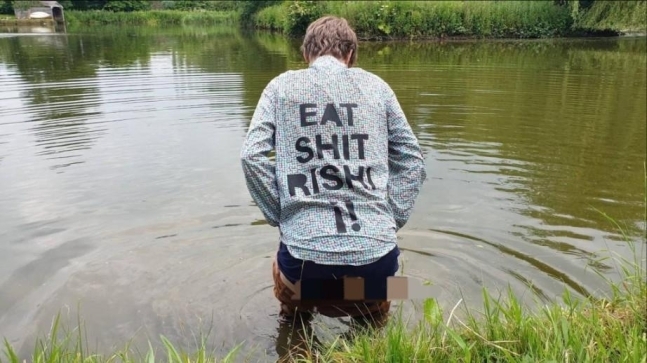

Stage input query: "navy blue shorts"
[{"left": 276, "top": 242, "right": 400, "bottom": 299}]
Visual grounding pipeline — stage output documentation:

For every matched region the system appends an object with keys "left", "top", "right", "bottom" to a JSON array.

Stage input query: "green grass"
[
  {"left": 2, "top": 239, "right": 644, "bottom": 362},
  {"left": 253, "top": 1, "right": 288, "bottom": 32},
  {"left": 577, "top": 0, "right": 647, "bottom": 33},
  {"left": 56, "top": 1, "right": 646, "bottom": 37},
  {"left": 65, "top": 10, "right": 239, "bottom": 27},
  {"left": 290, "top": 243, "right": 646, "bottom": 362},
  {"left": 1, "top": 313, "right": 244, "bottom": 363}
]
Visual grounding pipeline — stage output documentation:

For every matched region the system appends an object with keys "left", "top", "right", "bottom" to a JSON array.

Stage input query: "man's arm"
[
  {"left": 385, "top": 86, "right": 427, "bottom": 231},
  {"left": 240, "top": 81, "right": 280, "bottom": 227}
]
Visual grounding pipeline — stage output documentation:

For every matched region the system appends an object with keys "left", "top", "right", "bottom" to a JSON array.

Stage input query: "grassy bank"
[
  {"left": 40, "top": 1, "right": 646, "bottom": 39},
  {"left": 577, "top": 0, "right": 647, "bottom": 33},
  {"left": 255, "top": 0, "right": 575, "bottom": 39},
  {"left": 65, "top": 10, "right": 238, "bottom": 27},
  {"left": 254, "top": 0, "right": 647, "bottom": 39},
  {"left": 2, "top": 242, "right": 645, "bottom": 362},
  {"left": 315, "top": 254, "right": 646, "bottom": 361}
]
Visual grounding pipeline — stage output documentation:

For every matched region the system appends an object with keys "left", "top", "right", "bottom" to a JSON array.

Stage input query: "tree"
[{"left": 0, "top": 0, "right": 13, "bottom": 14}]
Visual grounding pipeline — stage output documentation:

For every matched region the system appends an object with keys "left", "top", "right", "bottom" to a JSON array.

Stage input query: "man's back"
[
  {"left": 241, "top": 15, "right": 425, "bottom": 328},
  {"left": 242, "top": 55, "right": 426, "bottom": 266}
]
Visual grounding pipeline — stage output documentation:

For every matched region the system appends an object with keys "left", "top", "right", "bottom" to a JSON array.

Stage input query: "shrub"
[
  {"left": 284, "top": 0, "right": 325, "bottom": 36},
  {"left": 238, "top": 0, "right": 282, "bottom": 26},
  {"left": 254, "top": 2, "right": 288, "bottom": 31}
]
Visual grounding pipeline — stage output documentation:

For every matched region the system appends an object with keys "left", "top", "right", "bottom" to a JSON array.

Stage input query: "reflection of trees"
[
  {"left": 124, "top": 27, "right": 291, "bottom": 129},
  {"left": 169, "top": 28, "right": 290, "bottom": 110},
  {"left": 0, "top": 30, "right": 156, "bottom": 171},
  {"left": 373, "top": 40, "right": 646, "bottom": 240},
  {"left": 0, "top": 35, "right": 102, "bottom": 170},
  {"left": 0, "top": 25, "right": 291, "bottom": 169}
]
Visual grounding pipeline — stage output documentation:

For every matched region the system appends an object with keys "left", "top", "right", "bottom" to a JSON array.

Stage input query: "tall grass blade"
[
  {"left": 161, "top": 335, "right": 184, "bottom": 363},
  {"left": 2, "top": 339, "right": 19, "bottom": 363}
]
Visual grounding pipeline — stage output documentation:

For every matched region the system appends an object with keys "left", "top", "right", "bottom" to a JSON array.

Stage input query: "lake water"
[{"left": 0, "top": 26, "right": 645, "bottom": 360}]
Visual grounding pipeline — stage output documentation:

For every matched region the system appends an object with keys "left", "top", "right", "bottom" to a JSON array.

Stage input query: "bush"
[
  {"left": 284, "top": 0, "right": 325, "bottom": 36},
  {"left": 254, "top": 2, "right": 288, "bottom": 31},
  {"left": 577, "top": 0, "right": 647, "bottom": 32}
]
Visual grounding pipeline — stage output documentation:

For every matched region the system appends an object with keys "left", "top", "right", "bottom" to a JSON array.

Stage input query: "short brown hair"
[{"left": 301, "top": 16, "right": 358, "bottom": 67}]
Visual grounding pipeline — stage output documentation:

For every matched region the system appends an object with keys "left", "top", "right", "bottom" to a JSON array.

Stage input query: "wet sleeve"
[
  {"left": 240, "top": 81, "right": 280, "bottom": 227},
  {"left": 385, "top": 86, "right": 427, "bottom": 231}
]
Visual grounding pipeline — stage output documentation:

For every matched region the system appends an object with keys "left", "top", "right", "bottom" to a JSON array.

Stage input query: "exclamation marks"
[
  {"left": 332, "top": 201, "right": 361, "bottom": 233},
  {"left": 333, "top": 204, "right": 346, "bottom": 233},
  {"left": 345, "top": 201, "right": 361, "bottom": 232}
]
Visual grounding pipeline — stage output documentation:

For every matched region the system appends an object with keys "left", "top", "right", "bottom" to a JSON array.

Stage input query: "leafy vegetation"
[
  {"left": 577, "top": 0, "right": 647, "bottom": 32},
  {"left": 256, "top": 0, "right": 580, "bottom": 39},
  {"left": 252, "top": 0, "right": 647, "bottom": 38},
  {"left": 3, "top": 0, "right": 643, "bottom": 38},
  {"left": 237, "top": 0, "right": 281, "bottom": 26}
]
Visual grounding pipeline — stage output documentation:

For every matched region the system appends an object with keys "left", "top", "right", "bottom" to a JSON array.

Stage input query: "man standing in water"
[{"left": 241, "top": 16, "right": 426, "bottom": 326}]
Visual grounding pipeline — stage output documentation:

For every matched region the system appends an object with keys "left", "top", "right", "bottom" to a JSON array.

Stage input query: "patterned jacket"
[{"left": 241, "top": 55, "right": 426, "bottom": 266}]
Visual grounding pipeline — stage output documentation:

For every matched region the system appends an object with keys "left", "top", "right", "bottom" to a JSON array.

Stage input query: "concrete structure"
[{"left": 14, "top": 1, "right": 65, "bottom": 23}]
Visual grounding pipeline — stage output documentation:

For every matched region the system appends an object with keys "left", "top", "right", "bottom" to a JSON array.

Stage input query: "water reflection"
[
  {"left": 0, "top": 26, "right": 644, "bottom": 361},
  {"left": 353, "top": 39, "right": 646, "bottom": 246},
  {"left": 0, "top": 35, "right": 103, "bottom": 171}
]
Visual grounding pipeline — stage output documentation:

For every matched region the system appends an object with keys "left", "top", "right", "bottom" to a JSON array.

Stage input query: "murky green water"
[{"left": 0, "top": 26, "right": 645, "bottom": 360}]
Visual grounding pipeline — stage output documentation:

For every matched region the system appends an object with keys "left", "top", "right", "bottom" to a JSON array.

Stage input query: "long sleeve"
[
  {"left": 240, "top": 81, "right": 280, "bottom": 227},
  {"left": 385, "top": 86, "right": 427, "bottom": 231}
]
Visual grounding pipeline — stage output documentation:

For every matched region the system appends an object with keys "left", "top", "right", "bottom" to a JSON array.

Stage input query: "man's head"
[{"left": 301, "top": 16, "right": 358, "bottom": 67}]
